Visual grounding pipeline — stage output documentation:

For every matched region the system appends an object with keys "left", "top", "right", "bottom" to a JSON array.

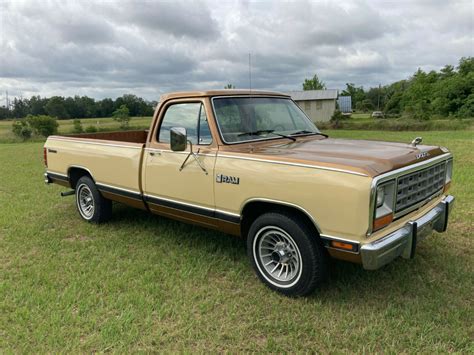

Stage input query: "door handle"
[{"left": 149, "top": 151, "right": 161, "bottom": 156}]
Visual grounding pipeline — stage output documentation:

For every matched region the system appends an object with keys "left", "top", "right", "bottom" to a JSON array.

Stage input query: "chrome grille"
[{"left": 395, "top": 162, "right": 446, "bottom": 212}]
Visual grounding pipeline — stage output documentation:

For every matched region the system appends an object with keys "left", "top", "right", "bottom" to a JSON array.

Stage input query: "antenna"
[{"left": 248, "top": 53, "right": 252, "bottom": 95}]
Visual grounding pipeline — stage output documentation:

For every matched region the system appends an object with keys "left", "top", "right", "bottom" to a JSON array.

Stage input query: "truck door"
[{"left": 143, "top": 100, "right": 218, "bottom": 228}]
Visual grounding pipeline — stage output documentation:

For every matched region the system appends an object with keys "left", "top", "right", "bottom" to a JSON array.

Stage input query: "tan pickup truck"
[{"left": 44, "top": 90, "right": 454, "bottom": 296}]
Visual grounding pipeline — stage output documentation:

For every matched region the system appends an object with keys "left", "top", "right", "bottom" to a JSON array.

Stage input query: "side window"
[
  {"left": 158, "top": 103, "right": 212, "bottom": 145},
  {"left": 198, "top": 106, "right": 212, "bottom": 144}
]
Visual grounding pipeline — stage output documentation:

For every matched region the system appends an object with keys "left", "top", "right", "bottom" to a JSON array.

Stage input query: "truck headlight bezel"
[
  {"left": 445, "top": 159, "right": 453, "bottom": 184},
  {"left": 374, "top": 180, "right": 396, "bottom": 219},
  {"left": 376, "top": 185, "right": 385, "bottom": 207}
]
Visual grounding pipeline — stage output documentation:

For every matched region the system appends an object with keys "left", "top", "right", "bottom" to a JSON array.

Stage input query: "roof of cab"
[{"left": 159, "top": 89, "right": 290, "bottom": 102}]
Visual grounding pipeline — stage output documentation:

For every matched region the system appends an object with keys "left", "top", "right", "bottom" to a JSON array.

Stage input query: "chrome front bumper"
[{"left": 361, "top": 195, "right": 455, "bottom": 270}]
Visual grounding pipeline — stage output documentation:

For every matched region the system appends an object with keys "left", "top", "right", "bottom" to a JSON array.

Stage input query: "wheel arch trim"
[
  {"left": 67, "top": 165, "right": 96, "bottom": 188},
  {"left": 240, "top": 197, "right": 322, "bottom": 234}
]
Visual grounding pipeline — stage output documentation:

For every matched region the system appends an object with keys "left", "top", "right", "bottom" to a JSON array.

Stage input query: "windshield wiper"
[
  {"left": 238, "top": 130, "right": 296, "bottom": 142},
  {"left": 291, "top": 130, "right": 328, "bottom": 138}
]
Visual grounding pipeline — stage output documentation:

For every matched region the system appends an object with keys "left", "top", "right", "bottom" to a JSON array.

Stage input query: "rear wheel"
[
  {"left": 75, "top": 176, "right": 112, "bottom": 223},
  {"left": 247, "top": 211, "right": 328, "bottom": 296}
]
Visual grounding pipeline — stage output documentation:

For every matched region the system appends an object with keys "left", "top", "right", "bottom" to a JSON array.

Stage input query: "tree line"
[
  {"left": 303, "top": 57, "right": 473, "bottom": 119},
  {"left": 0, "top": 94, "right": 156, "bottom": 120},
  {"left": 341, "top": 57, "right": 473, "bottom": 119}
]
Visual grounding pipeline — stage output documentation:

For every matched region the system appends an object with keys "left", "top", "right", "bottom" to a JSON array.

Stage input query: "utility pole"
[
  {"left": 248, "top": 53, "right": 252, "bottom": 94},
  {"left": 377, "top": 84, "right": 381, "bottom": 110}
]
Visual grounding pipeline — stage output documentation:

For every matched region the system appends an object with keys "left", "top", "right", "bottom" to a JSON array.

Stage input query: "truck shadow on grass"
[{"left": 107, "top": 204, "right": 455, "bottom": 304}]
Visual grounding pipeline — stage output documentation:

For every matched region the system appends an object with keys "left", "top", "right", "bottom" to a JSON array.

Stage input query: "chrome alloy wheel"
[
  {"left": 77, "top": 183, "right": 95, "bottom": 220},
  {"left": 253, "top": 226, "right": 303, "bottom": 288}
]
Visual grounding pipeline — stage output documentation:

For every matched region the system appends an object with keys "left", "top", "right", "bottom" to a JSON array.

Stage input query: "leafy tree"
[
  {"left": 329, "top": 109, "right": 345, "bottom": 128},
  {"left": 400, "top": 69, "right": 439, "bottom": 120},
  {"left": 382, "top": 80, "right": 408, "bottom": 114},
  {"left": 11, "top": 120, "right": 32, "bottom": 140},
  {"left": 29, "top": 96, "right": 48, "bottom": 115},
  {"left": 366, "top": 86, "right": 388, "bottom": 111},
  {"left": 341, "top": 83, "right": 366, "bottom": 109},
  {"left": 439, "top": 65, "right": 455, "bottom": 78},
  {"left": 64, "top": 97, "right": 82, "bottom": 118},
  {"left": 224, "top": 83, "right": 235, "bottom": 89},
  {"left": 26, "top": 115, "right": 59, "bottom": 137},
  {"left": 0, "top": 106, "right": 9, "bottom": 120},
  {"left": 85, "top": 125, "right": 98, "bottom": 133},
  {"left": 458, "top": 57, "right": 474, "bottom": 76},
  {"left": 72, "top": 119, "right": 84, "bottom": 133},
  {"left": 79, "top": 96, "right": 97, "bottom": 117},
  {"left": 457, "top": 93, "right": 474, "bottom": 117},
  {"left": 11, "top": 98, "right": 29, "bottom": 118},
  {"left": 115, "top": 94, "right": 151, "bottom": 116},
  {"left": 97, "top": 98, "right": 115, "bottom": 117},
  {"left": 355, "top": 99, "right": 374, "bottom": 112},
  {"left": 302, "top": 74, "right": 326, "bottom": 90},
  {"left": 45, "top": 96, "right": 69, "bottom": 119},
  {"left": 112, "top": 104, "right": 130, "bottom": 129}
]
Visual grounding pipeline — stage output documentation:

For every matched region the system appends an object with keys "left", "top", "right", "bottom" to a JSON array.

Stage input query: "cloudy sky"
[{"left": 0, "top": 0, "right": 473, "bottom": 101}]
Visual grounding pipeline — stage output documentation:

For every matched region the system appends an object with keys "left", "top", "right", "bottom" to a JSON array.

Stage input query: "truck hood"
[{"left": 221, "top": 137, "right": 447, "bottom": 177}]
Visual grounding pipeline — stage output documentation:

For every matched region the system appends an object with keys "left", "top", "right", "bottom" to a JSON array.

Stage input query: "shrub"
[
  {"left": 12, "top": 120, "right": 33, "bottom": 140},
  {"left": 85, "top": 125, "right": 98, "bottom": 133},
  {"left": 329, "top": 109, "right": 346, "bottom": 128},
  {"left": 112, "top": 105, "right": 130, "bottom": 129},
  {"left": 26, "top": 114, "right": 58, "bottom": 137},
  {"left": 72, "top": 119, "right": 83, "bottom": 133}
]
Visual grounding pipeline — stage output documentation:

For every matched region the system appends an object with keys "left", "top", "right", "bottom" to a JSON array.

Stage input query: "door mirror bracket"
[{"left": 170, "top": 127, "right": 208, "bottom": 175}]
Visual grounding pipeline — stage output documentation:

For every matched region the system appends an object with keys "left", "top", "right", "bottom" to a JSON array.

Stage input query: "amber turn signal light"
[
  {"left": 331, "top": 241, "right": 357, "bottom": 252},
  {"left": 444, "top": 182, "right": 451, "bottom": 193},
  {"left": 373, "top": 213, "right": 393, "bottom": 232}
]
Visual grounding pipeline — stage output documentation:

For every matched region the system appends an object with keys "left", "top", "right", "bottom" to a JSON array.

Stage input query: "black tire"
[
  {"left": 247, "top": 211, "right": 328, "bottom": 297},
  {"left": 75, "top": 176, "right": 112, "bottom": 223}
]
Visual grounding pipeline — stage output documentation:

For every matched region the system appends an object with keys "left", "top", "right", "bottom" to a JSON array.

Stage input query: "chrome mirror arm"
[{"left": 179, "top": 141, "right": 208, "bottom": 175}]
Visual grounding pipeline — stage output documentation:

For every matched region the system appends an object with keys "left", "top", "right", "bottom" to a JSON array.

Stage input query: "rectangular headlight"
[{"left": 373, "top": 180, "right": 396, "bottom": 231}]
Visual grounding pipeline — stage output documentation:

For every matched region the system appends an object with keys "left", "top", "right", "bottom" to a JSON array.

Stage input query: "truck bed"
[
  {"left": 45, "top": 130, "right": 147, "bottom": 200},
  {"left": 67, "top": 130, "right": 149, "bottom": 144}
]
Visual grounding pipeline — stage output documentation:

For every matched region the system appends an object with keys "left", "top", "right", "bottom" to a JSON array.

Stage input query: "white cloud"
[{"left": 0, "top": 0, "right": 472, "bottom": 100}]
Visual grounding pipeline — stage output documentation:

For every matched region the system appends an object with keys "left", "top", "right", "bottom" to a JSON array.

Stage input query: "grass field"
[
  {"left": 1, "top": 130, "right": 473, "bottom": 352},
  {"left": 0, "top": 117, "right": 152, "bottom": 142}
]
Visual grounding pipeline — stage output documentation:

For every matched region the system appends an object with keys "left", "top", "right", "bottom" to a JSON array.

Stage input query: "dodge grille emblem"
[{"left": 416, "top": 152, "right": 430, "bottom": 159}]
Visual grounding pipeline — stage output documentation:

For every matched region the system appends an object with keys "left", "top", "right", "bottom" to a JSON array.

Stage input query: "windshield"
[{"left": 212, "top": 97, "right": 320, "bottom": 143}]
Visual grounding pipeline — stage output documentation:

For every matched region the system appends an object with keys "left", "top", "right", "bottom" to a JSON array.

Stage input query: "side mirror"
[{"left": 170, "top": 127, "right": 187, "bottom": 151}]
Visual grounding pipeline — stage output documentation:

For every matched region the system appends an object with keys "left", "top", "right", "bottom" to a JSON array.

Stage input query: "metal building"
[
  {"left": 337, "top": 96, "right": 352, "bottom": 114},
  {"left": 286, "top": 90, "right": 338, "bottom": 122}
]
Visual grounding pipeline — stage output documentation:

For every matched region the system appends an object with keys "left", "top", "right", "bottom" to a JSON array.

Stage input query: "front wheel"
[
  {"left": 75, "top": 176, "right": 112, "bottom": 223},
  {"left": 247, "top": 211, "right": 328, "bottom": 296}
]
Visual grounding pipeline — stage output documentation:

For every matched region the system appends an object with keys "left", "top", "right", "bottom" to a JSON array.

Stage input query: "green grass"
[{"left": 1, "top": 131, "right": 473, "bottom": 352}]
